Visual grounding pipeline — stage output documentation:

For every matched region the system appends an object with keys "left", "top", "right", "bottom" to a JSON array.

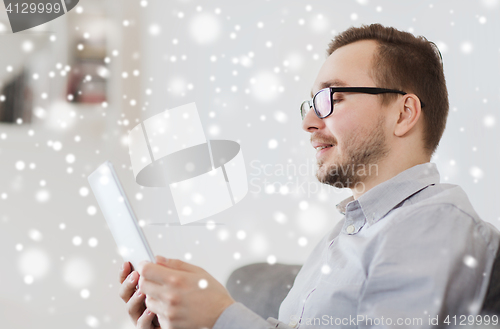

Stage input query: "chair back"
[{"left": 226, "top": 263, "right": 302, "bottom": 319}]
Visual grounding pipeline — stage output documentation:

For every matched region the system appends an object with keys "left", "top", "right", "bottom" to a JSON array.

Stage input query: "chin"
[{"left": 315, "top": 164, "right": 330, "bottom": 183}]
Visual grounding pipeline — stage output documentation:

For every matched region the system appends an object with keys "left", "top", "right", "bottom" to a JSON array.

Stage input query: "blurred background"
[{"left": 0, "top": 0, "right": 499, "bottom": 328}]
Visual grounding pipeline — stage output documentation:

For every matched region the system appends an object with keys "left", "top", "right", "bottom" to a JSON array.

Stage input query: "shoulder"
[
  {"left": 370, "top": 202, "right": 498, "bottom": 272},
  {"left": 404, "top": 182, "right": 480, "bottom": 220},
  {"left": 385, "top": 184, "right": 499, "bottom": 250}
]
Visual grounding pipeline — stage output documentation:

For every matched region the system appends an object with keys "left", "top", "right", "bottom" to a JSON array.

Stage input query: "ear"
[{"left": 394, "top": 94, "right": 422, "bottom": 137}]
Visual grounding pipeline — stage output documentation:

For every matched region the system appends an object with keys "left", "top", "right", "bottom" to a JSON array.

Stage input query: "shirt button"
[
  {"left": 346, "top": 224, "right": 355, "bottom": 234},
  {"left": 289, "top": 316, "right": 299, "bottom": 328}
]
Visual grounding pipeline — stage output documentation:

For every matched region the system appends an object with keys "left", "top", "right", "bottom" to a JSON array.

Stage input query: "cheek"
[
  {"left": 324, "top": 115, "right": 358, "bottom": 146},
  {"left": 331, "top": 105, "right": 381, "bottom": 146}
]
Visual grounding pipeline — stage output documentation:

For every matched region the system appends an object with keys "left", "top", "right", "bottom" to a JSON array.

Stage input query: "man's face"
[{"left": 302, "top": 40, "right": 391, "bottom": 189}]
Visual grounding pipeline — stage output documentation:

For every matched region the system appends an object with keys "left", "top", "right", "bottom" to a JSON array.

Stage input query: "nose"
[{"left": 301, "top": 105, "right": 326, "bottom": 133}]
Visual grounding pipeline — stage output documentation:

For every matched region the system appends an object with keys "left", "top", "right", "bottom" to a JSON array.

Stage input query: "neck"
[{"left": 350, "top": 154, "right": 431, "bottom": 200}]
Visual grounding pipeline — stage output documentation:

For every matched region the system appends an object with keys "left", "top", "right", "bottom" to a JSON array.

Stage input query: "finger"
[
  {"left": 137, "top": 308, "right": 157, "bottom": 329},
  {"left": 138, "top": 277, "right": 164, "bottom": 299},
  {"left": 152, "top": 314, "right": 160, "bottom": 327},
  {"left": 155, "top": 255, "right": 169, "bottom": 266},
  {"left": 126, "top": 290, "right": 147, "bottom": 324},
  {"left": 139, "top": 261, "right": 184, "bottom": 285},
  {"left": 160, "top": 258, "right": 203, "bottom": 273},
  {"left": 119, "top": 270, "right": 140, "bottom": 302},
  {"left": 119, "top": 261, "right": 132, "bottom": 284}
]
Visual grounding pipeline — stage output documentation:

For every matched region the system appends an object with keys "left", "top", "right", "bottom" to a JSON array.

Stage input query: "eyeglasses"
[{"left": 300, "top": 87, "right": 426, "bottom": 120}]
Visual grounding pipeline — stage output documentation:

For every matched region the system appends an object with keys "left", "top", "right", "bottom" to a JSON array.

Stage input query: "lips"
[
  {"left": 312, "top": 142, "right": 334, "bottom": 148},
  {"left": 316, "top": 145, "right": 334, "bottom": 158}
]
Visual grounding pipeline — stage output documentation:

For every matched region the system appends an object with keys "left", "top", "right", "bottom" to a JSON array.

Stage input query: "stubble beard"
[{"left": 315, "top": 116, "right": 389, "bottom": 189}]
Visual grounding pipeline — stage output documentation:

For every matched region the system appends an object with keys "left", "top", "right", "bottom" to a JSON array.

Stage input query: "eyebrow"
[{"left": 310, "top": 79, "right": 350, "bottom": 98}]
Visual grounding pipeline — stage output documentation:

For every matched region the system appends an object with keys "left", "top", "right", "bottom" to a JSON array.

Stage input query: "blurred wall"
[{"left": 0, "top": 0, "right": 499, "bottom": 328}]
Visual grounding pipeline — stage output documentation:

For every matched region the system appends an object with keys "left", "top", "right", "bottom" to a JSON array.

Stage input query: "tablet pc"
[{"left": 88, "top": 161, "right": 155, "bottom": 270}]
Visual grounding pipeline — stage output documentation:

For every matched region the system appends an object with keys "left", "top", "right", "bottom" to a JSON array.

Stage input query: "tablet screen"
[{"left": 88, "top": 161, "right": 155, "bottom": 269}]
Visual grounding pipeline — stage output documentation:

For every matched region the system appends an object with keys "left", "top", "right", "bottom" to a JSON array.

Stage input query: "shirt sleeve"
[
  {"left": 356, "top": 204, "right": 498, "bottom": 328},
  {"left": 213, "top": 302, "right": 292, "bottom": 329}
]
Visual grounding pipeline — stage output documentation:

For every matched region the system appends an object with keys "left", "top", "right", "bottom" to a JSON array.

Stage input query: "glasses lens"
[
  {"left": 300, "top": 101, "right": 310, "bottom": 119},
  {"left": 313, "top": 89, "right": 331, "bottom": 118}
]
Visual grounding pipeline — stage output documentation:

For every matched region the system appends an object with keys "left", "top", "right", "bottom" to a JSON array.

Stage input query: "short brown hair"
[{"left": 327, "top": 24, "right": 448, "bottom": 157}]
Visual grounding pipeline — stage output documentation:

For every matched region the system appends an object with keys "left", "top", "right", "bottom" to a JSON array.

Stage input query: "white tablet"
[{"left": 88, "top": 161, "right": 155, "bottom": 270}]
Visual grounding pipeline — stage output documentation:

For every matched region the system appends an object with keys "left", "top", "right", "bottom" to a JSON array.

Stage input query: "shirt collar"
[{"left": 335, "top": 162, "right": 440, "bottom": 226}]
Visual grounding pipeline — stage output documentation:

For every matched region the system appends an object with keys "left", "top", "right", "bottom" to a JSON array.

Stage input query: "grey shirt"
[{"left": 213, "top": 162, "right": 500, "bottom": 328}]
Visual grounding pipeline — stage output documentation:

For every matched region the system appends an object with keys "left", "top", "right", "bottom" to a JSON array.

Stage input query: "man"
[{"left": 118, "top": 24, "right": 500, "bottom": 328}]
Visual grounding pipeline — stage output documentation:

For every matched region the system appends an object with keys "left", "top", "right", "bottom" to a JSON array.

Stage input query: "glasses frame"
[{"left": 301, "top": 87, "right": 426, "bottom": 120}]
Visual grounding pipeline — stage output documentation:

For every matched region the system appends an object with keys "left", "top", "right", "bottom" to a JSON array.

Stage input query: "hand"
[
  {"left": 137, "top": 256, "right": 235, "bottom": 329},
  {"left": 119, "top": 261, "right": 161, "bottom": 328}
]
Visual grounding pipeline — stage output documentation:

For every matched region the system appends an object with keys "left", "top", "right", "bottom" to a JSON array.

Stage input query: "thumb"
[
  {"left": 155, "top": 255, "right": 169, "bottom": 266},
  {"left": 155, "top": 256, "right": 202, "bottom": 273}
]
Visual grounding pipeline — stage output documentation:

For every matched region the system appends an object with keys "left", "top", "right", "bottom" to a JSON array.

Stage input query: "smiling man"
[{"left": 118, "top": 24, "right": 500, "bottom": 329}]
